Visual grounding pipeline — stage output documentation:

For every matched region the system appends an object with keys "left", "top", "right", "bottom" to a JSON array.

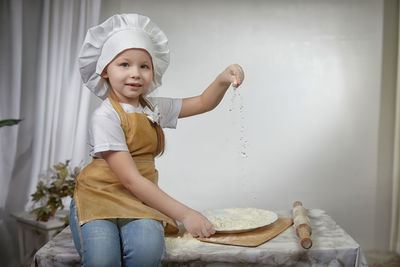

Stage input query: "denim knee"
[
  {"left": 81, "top": 219, "right": 121, "bottom": 267},
  {"left": 83, "top": 251, "right": 121, "bottom": 267},
  {"left": 120, "top": 219, "right": 165, "bottom": 267}
]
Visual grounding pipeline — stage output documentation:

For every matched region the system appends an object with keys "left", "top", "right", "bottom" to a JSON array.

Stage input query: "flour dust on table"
[{"left": 203, "top": 208, "right": 278, "bottom": 232}]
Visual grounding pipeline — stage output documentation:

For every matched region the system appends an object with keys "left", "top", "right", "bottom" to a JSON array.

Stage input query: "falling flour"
[
  {"left": 229, "top": 86, "right": 248, "bottom": 158},
  {"left": 205, "top": 208, "right": 278, "bottom": 231}
]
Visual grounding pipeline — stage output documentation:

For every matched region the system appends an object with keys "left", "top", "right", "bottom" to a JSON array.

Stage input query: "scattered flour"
[
  {"left": 205, "top": 208, "right": 278, "bottom": 231},
  {"left": 165, "top": 232, "right": 201, "bottom": 251},
  {"left": 229, "top": 86, "right": 248, "bottom": 158}
]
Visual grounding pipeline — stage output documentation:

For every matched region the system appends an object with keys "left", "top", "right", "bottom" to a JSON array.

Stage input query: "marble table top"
[{"left": 32, "top": 209, "right": 368, "bottom": 267}]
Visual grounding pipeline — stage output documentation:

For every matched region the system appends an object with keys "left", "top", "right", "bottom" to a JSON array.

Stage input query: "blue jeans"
[{"left": 69, "top": 199, "right": 166, "bottom": 267}]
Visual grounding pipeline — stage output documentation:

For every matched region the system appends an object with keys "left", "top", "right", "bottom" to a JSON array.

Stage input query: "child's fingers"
[
  {"left": 237, "top": 65, "right": 244, "bottom": 83},
  {"left": 201, "top": 228, "right": 211, "bottom": 238},
  {"left": 230, "top": 64, "right": 244, "bottom": 87},
  {"left": 200, "top": 223, "right": 215, "bottom": 237}
]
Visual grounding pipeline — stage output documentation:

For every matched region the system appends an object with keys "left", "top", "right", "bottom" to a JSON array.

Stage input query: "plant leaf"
[
  {"left": 73, "top": 167, "right": 81, "bottom": 176},
  {"left": 31, "top": 206, "right": 52, "bottom": 221},
  {"left": 58, "top": 168, "right": 68, "bottom": 180},
  {"left": 53, "top": 162, "right": 66, "bottom": 171},
  {"left": 0, "top": 119, "right": 23, "bottom": 128}
]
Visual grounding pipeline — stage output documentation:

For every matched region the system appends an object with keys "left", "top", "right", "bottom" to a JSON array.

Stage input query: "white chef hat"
[{"left": 78, "top": 13, "right": 169, "bottom": 99}]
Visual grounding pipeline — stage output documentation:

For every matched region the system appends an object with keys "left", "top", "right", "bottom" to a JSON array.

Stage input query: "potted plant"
[{"left": 30, "top": 160, "right": 80, "bottom": 223}]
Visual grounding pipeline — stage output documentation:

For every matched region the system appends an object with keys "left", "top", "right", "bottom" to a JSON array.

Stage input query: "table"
[
  {"left": 11, "top": 210, "right": 68, "bottom": 266},
  {"left": 32, "top": 209, "right": 368, "bottom": 266}
]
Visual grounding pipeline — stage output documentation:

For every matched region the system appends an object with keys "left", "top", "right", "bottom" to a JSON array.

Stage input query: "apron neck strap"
[{"left": 108, "top": 89, "right": 129, "bottom": 131}]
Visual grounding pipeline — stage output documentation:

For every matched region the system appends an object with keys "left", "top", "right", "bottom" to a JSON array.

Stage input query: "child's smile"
[
  {"left": 103, "top": 48, "right": 154, "bottom": 107},
  {"left": 126, "top": 82, "right": 143, "bottom": 91}
]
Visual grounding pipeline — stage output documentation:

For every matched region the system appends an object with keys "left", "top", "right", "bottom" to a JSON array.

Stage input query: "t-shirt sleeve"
[
  {"left": 148, "top": 97, "right": 182, "bottom": 129},
  {"left": 88, "top": 111, "right": 128, "bottom": 158}
]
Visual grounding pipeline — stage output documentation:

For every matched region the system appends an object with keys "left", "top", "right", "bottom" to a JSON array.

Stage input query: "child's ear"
[{"left": 101, "top": 69, "right": 108, "bottom": 78}]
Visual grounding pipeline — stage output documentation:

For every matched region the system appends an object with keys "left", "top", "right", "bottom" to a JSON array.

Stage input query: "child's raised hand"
[
  {"left": 181, "top": 209, "right": 216, "bottom": 238},
  {"left": 220, "top": 64, "right": 245, "bottom": 88}
]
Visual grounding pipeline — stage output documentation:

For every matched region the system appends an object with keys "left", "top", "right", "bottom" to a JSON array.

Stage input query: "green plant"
[
  {"left": 31, "top": 160, "right": 80, "bottom": 222},
  {"left": 0, "top": 119, "right": 23, "bottom": 127}
]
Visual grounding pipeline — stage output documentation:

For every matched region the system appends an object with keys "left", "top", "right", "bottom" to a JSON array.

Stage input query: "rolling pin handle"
[
  {"left": 301, "top": 237, "right": 313, "bottom": 249},
  {"left": 297, "top": 224, "right": 312, "bottom": 249}
]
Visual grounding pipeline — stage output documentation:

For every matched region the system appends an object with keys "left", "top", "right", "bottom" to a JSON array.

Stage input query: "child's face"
[{"left": 103, "top": 48, "right": 154, "bottom": 106}]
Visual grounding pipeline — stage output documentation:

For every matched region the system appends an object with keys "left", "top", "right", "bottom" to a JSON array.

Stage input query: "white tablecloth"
[{"left": 32, "top": 209, "right": 368, "bottom": 266}]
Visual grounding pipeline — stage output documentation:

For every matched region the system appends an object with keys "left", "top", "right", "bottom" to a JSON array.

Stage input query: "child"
[{"left": 70, "top": 13, "right": 244, "bottom": 266}]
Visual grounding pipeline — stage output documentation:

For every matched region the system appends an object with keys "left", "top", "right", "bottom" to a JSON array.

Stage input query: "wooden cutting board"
[{"left": 197, "top": 217, "right": 293, "bottom": 247}]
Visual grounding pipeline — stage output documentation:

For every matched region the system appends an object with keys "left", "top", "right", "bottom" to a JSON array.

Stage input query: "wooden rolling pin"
[{"left": 292, "top": 201, "right": 312, "bottom": 249}]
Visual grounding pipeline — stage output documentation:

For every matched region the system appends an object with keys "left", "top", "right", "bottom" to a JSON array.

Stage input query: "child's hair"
[{"left": 139, "top": 95, "right": 165, "bottom": 156}]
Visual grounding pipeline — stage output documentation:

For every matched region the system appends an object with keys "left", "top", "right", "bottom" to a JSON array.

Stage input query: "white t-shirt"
[{"left": 88, "top": 97, "right": 182, "bottom": 158}]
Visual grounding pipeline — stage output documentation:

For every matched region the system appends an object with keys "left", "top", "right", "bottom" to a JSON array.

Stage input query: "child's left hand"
[
  {"left": 179, "top": 63, "right": 245, "bottom": 118},
  {"left": 220, "top": 64, "right": 245, "bottom": 88}
]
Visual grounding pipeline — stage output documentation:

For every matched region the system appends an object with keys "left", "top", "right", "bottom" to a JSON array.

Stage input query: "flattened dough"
[{"left": 204, "top": 208, "right": 278, "bottom": 231}]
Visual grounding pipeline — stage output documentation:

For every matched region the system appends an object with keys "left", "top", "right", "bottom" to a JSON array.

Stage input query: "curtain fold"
[
  {"left": 0, "top": 1, "right": 24, "bottom": 263},
  {"left": 391, "top": 3, "right": 400, "bottom": 254},
  {"left": 0, "top": 0, "right": 22, "bottom": 211},
  {"left": 0, "top": 0, "right": 100, "bottom": 265},
  {"left": 26, "top": 0, "right": 101, "bottom": 209}
]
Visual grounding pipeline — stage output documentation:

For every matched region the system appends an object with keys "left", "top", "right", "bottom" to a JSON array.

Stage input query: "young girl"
[{"left": 70, "top": 13, "right": 244, "bottom": 266}]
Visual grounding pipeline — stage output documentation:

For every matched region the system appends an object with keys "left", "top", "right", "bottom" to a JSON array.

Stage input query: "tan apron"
[{"left": 74, "top": 91, "right": 178, "bottom": 234}]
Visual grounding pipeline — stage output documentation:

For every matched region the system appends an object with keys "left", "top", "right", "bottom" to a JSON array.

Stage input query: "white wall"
[{"left": 100, "top": 0, "right": 393, "bottom": 250}]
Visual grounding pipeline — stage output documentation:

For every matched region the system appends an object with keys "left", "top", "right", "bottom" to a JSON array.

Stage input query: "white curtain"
[
  {"left": 26, "top": 0, "right": 101, "bottom": 208},
  {"left": 0, "top": 0, "right": 23, "bottom": 211},
  {"left": 0, "top": 0, "right": 100, "bottom": 265},
  {"left": 391, "top": 3, "right": 400, "bottom": 253}
]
